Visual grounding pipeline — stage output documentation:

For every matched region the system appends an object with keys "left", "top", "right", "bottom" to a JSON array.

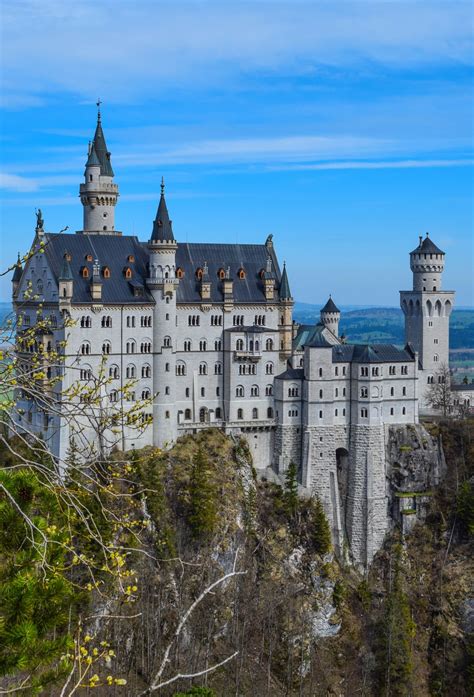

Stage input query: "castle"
[{"left": 12, "top": 111, "right": 456, "bottom": 566}]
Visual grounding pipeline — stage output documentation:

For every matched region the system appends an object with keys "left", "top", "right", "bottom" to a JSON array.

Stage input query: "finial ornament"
[
  {"left": 96, "top": 98, "right": 102, "bottom": 121},
  {"left": 426, "top": 231, "right": 429, "bottom": 237},
  {"left": 161, "top": 177, "right": 165, "bottom": 195}
]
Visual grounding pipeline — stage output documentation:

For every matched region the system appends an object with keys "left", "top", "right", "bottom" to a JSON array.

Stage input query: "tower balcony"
[{"left": 233, "top": 349, "right": 262, "bottom": 361}]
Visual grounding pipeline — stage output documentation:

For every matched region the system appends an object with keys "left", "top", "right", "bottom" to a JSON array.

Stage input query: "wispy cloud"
[
  {"left": 269, "top": 158, "right": 474, "bottom": 172},
  {"left": 0, "top": 173, "right": 79, "bottom": 192}
]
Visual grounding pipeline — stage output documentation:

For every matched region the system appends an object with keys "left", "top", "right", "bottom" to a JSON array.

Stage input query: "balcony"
[{"left": 233, "top": 350, "right": 262, "bottom": 362}]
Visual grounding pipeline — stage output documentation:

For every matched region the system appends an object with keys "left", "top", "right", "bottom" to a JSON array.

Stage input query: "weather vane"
[{"left": 96, "top": 98, "right": 102, "bottom": 120}]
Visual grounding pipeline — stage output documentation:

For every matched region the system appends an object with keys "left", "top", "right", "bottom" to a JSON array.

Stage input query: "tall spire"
[
  {"left": 279, "top": 262, "right": 292, "bottom": 300},
  {"left": 91, "top": 102, "right": 114, "bottom": 177},
  {"left": 59, "top": 252, "right": 73, "bottom": 281},
  {"left": 150, "top": 178, "right": 175, "bottom": 242}
]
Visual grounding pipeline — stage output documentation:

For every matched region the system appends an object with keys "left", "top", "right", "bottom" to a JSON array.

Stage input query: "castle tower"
[
  {"left": 320, "top": 296, "right": 340, "bottom": 338},
  {"left": 79, "top": 105, "right": 119, "bottom": 234},
  {"left": 400, "top": 233, "right": 455, "bottom": 410},
  {"left": 147, "top": 179, "right": 179, "bottom": 448},
  {"left": 279, "top": 262, "right": 294, "bottom": 358}
]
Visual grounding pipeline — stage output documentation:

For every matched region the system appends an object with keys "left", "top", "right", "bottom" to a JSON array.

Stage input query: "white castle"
[{"left": 12, "top": 112, "right": 456, "bottom": 566}]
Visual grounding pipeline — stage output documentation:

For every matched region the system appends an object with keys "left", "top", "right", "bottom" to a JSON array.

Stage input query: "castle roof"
[
  {"left": 44, "top": 233, "right": 153, "bottom": 303},
  {"left": 85, "top": 144, "right": 101, "bottom": 168},
  {"left": 12, "top": 254, "right": 23, "bottom": 283},
  {"left": 174, "top": 242, "right": 284, "bottom": 304},
  {"left": 150, "top": 180, "right": 174, "bottom": 242},
  {"left": 58, "top": 252, "right": 74, "bottom": 281},
  {"left": 91, "top": 115, "right": 114, "bottom": 177},
  {"left": 332, "top": 343, "right": 416, "bottom": 363},
  {"left": 293, "top": 322, "right": 340, "bottom": 351},
  {"left": 321, "top": 296, "right": 340, "bottom": 314},
  {"left": 410, "top": 234, "right": 444, "bottom": 256},
  {"left": 275, "top": 367, "right": 304, "bottom": 381},
  {"left": 279, "top": 263, "right": 292, "bottom": 300},
  {"left": 452, "top": 383, "right": 474, "bottom": 391}
]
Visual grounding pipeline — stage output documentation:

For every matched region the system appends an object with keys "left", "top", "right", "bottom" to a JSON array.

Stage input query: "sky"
[{"left": 0, "top": 0, "right": 473, "bottom": 306}]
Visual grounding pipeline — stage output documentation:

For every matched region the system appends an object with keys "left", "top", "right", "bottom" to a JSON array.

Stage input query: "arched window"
[
  {"left": 176, "top": 361, "right": 186, "bottom": 376},
  {"left": 360, "top": 387, "right": 368, "bottom": 398},
  {"left": 123, "top": 266, "right": 132, "bottom": 279},
  {"left": 163, "top": 336, "right": 171, "bottom": 348},
  {"left": 251, "top": 385, "right": 259, "bottom": 397},
  {"left": 319, "top": 389, "right": 323, "bottom": 399},
  {"left": 109, "top": 390, "right": 118, "bottom": 403},
  {"left": 236, "top": 338, "right": 244, "bottom": 351},
  {"left": 184, "top": 340, "right": 191, "bottom": 352},
  {"left": 81, "top": 267, "right": 89, "bottom": 279},
  {"left": 402, "top": 407, "right": 406, "bottom": 415},
  {"left": 80, "top": 342, "right": 90, "bottom": 355},
  {"left": 236, "top": 385, "right": 244, "bottom": 397},
  {"left": 252, "top": 408, "right": 259, "bottom": 420},
  {"left": 142, "top": 364, "right": 151, "bottom": 378},
  {"left": 199, "top": 407, "right": 207, "bottom": 423},
  {"left": 214, "top": 362, "right": 222, "bottom": 375},
  {"left": 101, "top": 315, "right": 112, "bottom": 328},
  {"left": 103, "top": 266, "right": 111, "bottom": 278},
  {"left": 109, "top": 365, "right": 119, "bottom": 379},
  {"left": 238, "top": 268, "right": 246, "bottom": 279},
  {"left": 102, "top": 341, "right": 111, "bottom": 354},
  {"left": 265, "top": 384, "right": 273, "bottom": 396},
  {"left": 390, "top": 387, "right": 394, "bottom": 396},
  {"left": 214, "top": 339, "right": 222, "bottom": 351},
  {"left": 265, "top": 362, "right": 274, "bottom": 375},
  {"left": 237, "top": 408, "right": 244, "bottom": 420},
  {"left": 217, "top": 268, "right": 226, "bottom": 280},
  {"left": 142, "top": 389, "right": 151, "bottom": 400},
  {"left": 127, "top": 255, "right": 135, "bottom": 263},
  {"left": 433, "top": 354, "right": 439, "bottom": 362},
  {"left": 199, "top": 340, "right": 207, "bottom": 351},
  {"left": 215, "top": 407, "right": 222, "bottom": 419},
  {"left": 199, "top": 362, "right": 207, "bottom": 375},
  {"left": 85, "top": 254, "right": 93, "bottom": 262},
  {"left": 266, "top": 338, "right": 273, "bottom": 351},
  {"left": 402, "top": 386, "right": 407, "bottom": 396},
  {"left": 288, "top": 385, "right": 299, "bottom": 397},
  {"left": 267, "top": 407, "right": 274, "bottom": 418},
  {"left": 176, "top": 267, "right": 184, "bottom": 279},
  {"left": 184, "top": 408, "right": 192, "bottom": 420},
  {"left": 80, "top": 367, "right": 92, "bottom": 381},
  {"left": 126, "top": 340, "right": 136, "bottom": 354},
  {"left": 126, "top": 364, "right": 136, "bottom": 379},
  {"left": 80, "top": 316, "right": 92, "bottom": 328},
  {"left": 196, "top": 267, "right": 203, "bottom": 280}
]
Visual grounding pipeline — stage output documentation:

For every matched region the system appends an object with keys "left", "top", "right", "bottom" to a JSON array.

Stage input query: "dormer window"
[
  {"left": 123, "top": 267, "right": 132, "bottom": 279},
  {"left": 196, "top": 267, "right": 203, "bottom": 280},
  {"left": 218, "top": 268, "right": 226, "bottom": 280},
  {"left": 259, "top": 268, "right": 266, "bottom": 279},
  {"left": 85, "top": 254, "right": 93, "bottom": 262},
  {"left": 238, "top": 267, "right": 246, "bottom": 279},
  {"left": 127, "top": 255, "right": 135, "bottom": 263},
  {"left": 176, "top": 267, "right": 184, "bottom": 279},
  {"left": 81, "top": 266, "right": 89, "bottom": 279},
  {"left": 103, "top": 266, "right": 111, "bottom": 279}
]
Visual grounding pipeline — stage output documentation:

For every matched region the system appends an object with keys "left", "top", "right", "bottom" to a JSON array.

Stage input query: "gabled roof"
[
  {"left": 150, "top": 181, "right": 174, "bottom": 242},
  {"left": 174, "top": 242, "right": 283, "bottom": 304},
  {"left": 275, "top": 367, "right": 304, "bottom": 381},
  {"left": 332, "top": 343, "right": 416, "bottom": 363},
  {"left": 293, "top": 322, "right": 340, "bottom": 351},
  {"left": 85, "top": 144, "right": 101, "bottom": 168},
  {"left": 279, "top": 263, "right": 292, "bottom": 299},
  {"left": 12, "top": 254, "right": 23, "bottom": 283},
  {"left": 44, "top": 233, "right": 153, "bottom": 304},
  {"left": 410, "top": 234, "right": 444, "bottom": 255},
  {"left": 321, "top": 296, "right": 340, "bottom": 314},
  {"left": 91, "top": 116, "right": 114, "bottom": 177}
]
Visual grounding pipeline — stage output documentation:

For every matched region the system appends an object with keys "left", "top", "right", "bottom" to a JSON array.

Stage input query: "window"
[
  {"left": 214, "top": 362, "right": 222, "bottom": 375},
  {"left": 402, "top": 386, "right": 407, "bottom": 396},
  {"left": 237, "top": 408, "right": 243, "bottom": 420},
  {"left": 165, "top": 363, "right": 170, "bottom": 372},
  {"left": 184, "top": 340, "right": 191, "bottom": 352},
  {"left": 401, "top": 365, "right": 408, "bottom": 375},
  {"left": 103, "top": 266, "right": 111, "bottom": 279},
  {"left": 215, "top": 407, "right": 222, "bottom": 419},
  {"left": 200, "top": 387, "right": 205, "bottom": 397},
  {"left": 252, "top": 408, "right": 259, "bottom": 419},
  {"left": 335, "top": 367, "right": 339, "bottom": 376},
  {"left": 361, "top": 408, "right": 368, "bottom": 418},
  {"left": 390, "top": 387, "right": 394, "bottom": 396},
  {"left": 142, "top": 364, "right": 151, "bottom": 378},
  {"left": 360, "top": 367, "right": 368, "bottom": 377},
  {"left": 236, "top": 385, "right": 244, "bottom": 397},
  {"left": 185, "top": 409, "right": 191, "bottom": 420},
  {"left": 165, "top": 411, "right": 170, "bottom": 419},
  {"left": 80, "top": 342, "right": 90, "bottom": 355},
  {"left": 127, "top": 255, "right": 135, "bottom": 263},
  {"left": 251, "top": 385, "right": 259, "bottom": 397},
  {"left": 360, "top": 387, "right": 368, "bottom": 398},
  {"left": 211, "top": 315, "right": 222, "bottom": 326},
  {"left": 199, "top": 407, "right": 207, "bottom": 423},
  {"left": 109, "top": 390, "right": 118, "bottom": 403},
  {"left": 163, "top": 336, "right": 171, "bottom": 348},
  {"left": 126, "top": 364, "right": 136, "bottom": 379},
  {"left": 335, "top": 388, "right": 339, "bottom": 397},
  {"left": 185, "top": 388, "right": 190, "bottom": 397},
  {"left": 176, "top": 362, "right": 186, "bottom": 376},
  {"left": 254, "top": 315, "right": 266, "bottom": 326},
  {"left": 236, "top": 338, "right": 244, "bottom": 351},
  {"left": 109, "top": 365, "right": 119, "bottom": 379},
  {"left": 142, "top": 389, "right": 151, "bottom": 400},
  {"left": 176, "top": 267, "right": 184, "bottom": 279},
  {"left": 372, "top": 367, "right": 379, "bottom": 377},
  {"left": 402, "top": 407, "right": 406, "bottom": 415},
  {"left": 141, "top": 341, "right": 152, "bottom": 353},
  {"left": 101, "top": 315, "right": 112, "bottom": 328},
  {"left": 427, "top": 375, "right": 434, "bottom": 384},
  {"left": 267, "top": 407, "right": 274, "bottom": 418},
  {"left": 389, "top": 366, "right": 396, "bottom": 375},
  {"left": 165, "top": 386, "right": 170, "bottom": 395},
  {"left": 233, "top": 315, "right": 244, "bottom": 326},
  {"left": 140, "top": 316, "right": 152, "bottom": 327},
  {"left": 199, "top": 362, "right": 207, "bottom": 375},
  {"left": 433, "top": 354, "right": 439, "bottom": 362},
  {"left": 265, "top": 362, "right": 274, "bottom": 375},
  {"left": 390, "top": 408, "right": 394, "bottom": 415},
  {"left": 80, "top": 316, "right": 92, "bottom": 328},
  {"left": 124, "top": 267, "right": 132, "bottom": 279},
  {"left": 238, "top": 268, "right": 246, "bottom": 279},
  {"left": 126, "top": 316, "right": 136, "bottom": 328},
  {"left": 102, "top": 341, "right": 111, "bottom": 354},
  {"left": 81, "top": 267, "right": 89, "bottom": 279},
  {"left": 342, "top": 408, "right": 346, "bottom": 416},
  {"left": 199, "top": 340, "right": 207, "bottom": 351},
  {"left": 434, "top": 338, "right": 439, "bottom": 344},
  {"left": 188, "top": 315, "right": 200, "bottom": 326},
  {"left": 319, "top": 410, "right": 323, "bottom": 419},
  {"left": 265, "top": 338, "right": 273, "bottom": 351},
  {"left": 343, "top": 388, "right": 346, "bottom": 396},
  {"left": 319, "top": 368, "right": 323, "bottom": 377},
  {"left": 126, "top": 340, "right": 136, "bottom": 354},
  {"left": 217, "top": 268, "right": 226, "bottom": 280},
  {"left": 214, "top": 339, "right": 222, "bottom": 351},
  {"left": 265, "top": 385, "right": 273, "bottom": 396},
  {"left": 288, "top": 386, "right": 299, "bottom": 397},
  {"left": 80, "top": 368, "right": 92, "bottom": 381}
]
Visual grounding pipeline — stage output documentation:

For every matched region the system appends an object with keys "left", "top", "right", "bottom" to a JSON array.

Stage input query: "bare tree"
[{"left": 425, "top": 363, "right": 454, "bottom": 417}]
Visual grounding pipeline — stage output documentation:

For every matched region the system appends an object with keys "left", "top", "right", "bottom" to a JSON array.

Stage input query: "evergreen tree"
[
  {"left": 188, "top": 447, "right": 217, "bottom": 538},
  {"left": 311, "top": 496, "right": 332, "bottom": 555},
  {"left": 284, "top": 461, "right": 299, "bottom": 516}
]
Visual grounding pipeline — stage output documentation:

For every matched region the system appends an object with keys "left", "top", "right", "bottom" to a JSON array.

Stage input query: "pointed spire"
[
  {"left": 150, "top": 178, "right": 175, "bottom": 242},
  {"left": 59, "top": 252, "right": 73, "bottom": 281},
  {"left": 91, "top": 102, "right": 114, "bottom": 177},
  {"left": 12, "top": 253, "right": 23, "bottom": 283},
  {"left": 85, "top": 142, "right": 101, "bottom": 168},
  {"left": 279, "top": 262, "right": 292, "bottom": 300},
  {"left": 321, "top": 295, "right": 340, "bottom": 314}
]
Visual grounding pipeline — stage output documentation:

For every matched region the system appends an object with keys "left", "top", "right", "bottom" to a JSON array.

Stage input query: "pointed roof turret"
[
  {"left": 59, "top": 252, "right": 73, "bottom": 281},
  {"left": 410, "top": 232, "right": 444, "bottom": 256},
  {"left": 85, "top": 142, "right": 101, "bottom": 168},
  {"left": 321, "top": 295, "right": 340, "bottom": 314},
  {"left": 12, "top": 253, "right": 23, "bottom": 283},
  {"left": 279, "top": 262, "right": 292, "bottom": 299},
  {"left": 91, "top": 106, "right": 114, "bottom": 177},
  {"left": 150, "top": 178, "right": 175, "bottom": 242}
]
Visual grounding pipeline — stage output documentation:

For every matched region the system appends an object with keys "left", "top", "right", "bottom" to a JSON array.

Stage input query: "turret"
[
  {"left": 263, "top": 257, "right": 275, "bottom": 301},
  {"left": 320, "top": 296, "right": 340, "bottom": 338},
  {"left": 409, "top": 233, "right": 445, "bottom": 291},
  {"left": 200, "top": 262, "right": 211, "bottom": 303},
  {"left": 58, "top": 251, "right": 73, "bottom": 312},
  {"left": 12, "top": 253, "right": 23, "bottom": 297},
  {"left": 279, "top": 262, "right": 294, "bottom": 358},
  {"left": 90, "top": 259, "right": 102, "bottom": 302},
  {"left": 146, "top": 179, "right": 179, "bottom": 448},
  {"left": 79, "top": 105, "right": 119, "bottom": 234}
]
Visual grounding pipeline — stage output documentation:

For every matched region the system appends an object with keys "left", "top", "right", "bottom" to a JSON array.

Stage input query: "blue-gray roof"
[
  {"left": 44, "top": 233, "right": 153, "bottom": 304},
  {"left": 150, "top": 185, "right": 174, "bottom": 242},
  {"left": 332, "top": 343, "right": 416, "bottom": 363},
  {"left": 12, "top": 254, "right": 23, "bottom": 283},
  {"left": 293, "top": 323, "right": 336, "bottom": 350},
  {"left": 85, "top": 144, "right": 101, "bottom": 168},
  {"left": 175, "top": 242, "right": 283, "bottom": 304},
  {"left": 410, "top": 235, "right": 444, "bottom": 256},
  {"left": 91, "top": 117, "right": 114, "bottom": 177},
  {"left": 279, "top": 263, "right": 292, "bottom": 300},
  {"left": 275, "top": 367, "right": 304, "bottom": 381},
  {"left": 321, "top": 296, "right": 340, "bottom": 314}
]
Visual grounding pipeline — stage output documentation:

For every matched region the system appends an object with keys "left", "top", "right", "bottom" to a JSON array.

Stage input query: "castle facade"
[{"left": 12, "top": 113, "right": 455, "bottom": 566}]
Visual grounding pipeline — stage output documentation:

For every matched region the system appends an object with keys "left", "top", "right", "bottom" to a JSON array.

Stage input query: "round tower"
[
  {"left": 147, "top": 179, "right": 179, "bottom": 448},
  {"left": 279, "top": 261, "right": 294, "bottom": 358},
  {"left": 410, "top": 233, "right": 445, "bottom": 291},
  {"left": 320, "top": 296, "right": 340, "bottom": 337},
  {"left": 79, "top": 106, "right": 119, "bottom": 234}
]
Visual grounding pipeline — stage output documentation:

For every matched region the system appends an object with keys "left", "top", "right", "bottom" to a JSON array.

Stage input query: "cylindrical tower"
[
  {"left": 279, "top": 262, "right": 294, "bottom": 358},
  {"left": 410, "top": 233, "right": 445, "bottom": 292},
  {"left": 147, "top": 180, "right": 179, "bottom": 448},
  {"left": 79, "top": 110, "right": 119, "bottom": 234},
  {"left": 320, "top": 296, "right": 340, "bottom": 338}
]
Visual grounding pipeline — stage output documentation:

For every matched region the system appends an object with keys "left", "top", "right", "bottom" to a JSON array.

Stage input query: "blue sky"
[{"left": 1, "top": 0, "right": 473, "bottom": 305}]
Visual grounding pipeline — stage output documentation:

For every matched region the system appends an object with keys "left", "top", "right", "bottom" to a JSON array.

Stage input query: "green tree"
[
  {"left": 187, "top": 447, "right": 218, "bottom": 538},
  {"left": 284, "top": 461, "right": 299, "bottom": 516},
  {"left": 311, "top": 496, "right": 332, "bottom": 555}
]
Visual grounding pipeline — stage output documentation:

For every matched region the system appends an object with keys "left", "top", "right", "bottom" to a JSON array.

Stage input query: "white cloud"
[
  {"left": 1, "top": 1, "right": 472, "bottom": 105},
  {"left": 0, "top": 173, "right": 39, "bottom": 192},
  {"left": 270, "top": 158, "right": 474, "bottom": 171}
]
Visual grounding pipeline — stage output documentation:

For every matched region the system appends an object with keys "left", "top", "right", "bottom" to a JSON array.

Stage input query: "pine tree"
[
  {"left": 311, "top": 496, "right": 332, "bottom": 555},
  {"left": 187, "top": 447, "right": 218, "bottom": 538},
  {"left": 284, "top": 461, "right": 299, "bottom": 516}
]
